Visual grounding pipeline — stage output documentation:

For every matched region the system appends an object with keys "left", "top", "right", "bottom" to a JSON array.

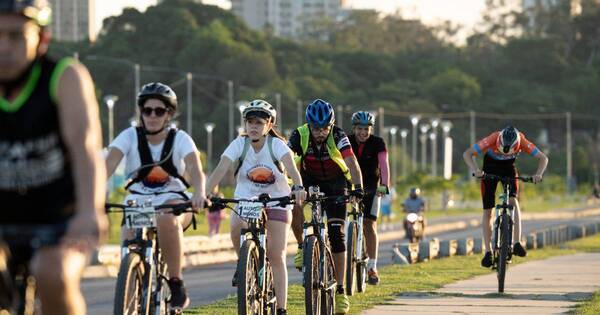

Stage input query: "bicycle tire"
[
  {"left": 303, "top": 235, "right": 321, "bottom": 315},
  {"left": 237, "top": 240, "right": 261, "bottom": 315},
  {"left": 114, "top": 252, "right": 149, "bottom": 315},
  {"left": 321, "top": 246, "right": 335, "bottom": 315},
  {"left": 150, "top": 258, "right": 169, "bottom": 315},
  {"left": 263, "top": 262, "right": 277, "bottom": 315},
  {"left": 345, "top": 222, "right": 357, "bottom": 296},
  {"left": 497, "top": 213, "right": 510, "bottom": 293},
  {"left": 356, "top": 230, "right": 368, "bottom": 293}
]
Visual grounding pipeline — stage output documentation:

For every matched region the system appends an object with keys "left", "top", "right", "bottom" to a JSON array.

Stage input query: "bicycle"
[
  {"left": 105, "top": 201, "right": 196, "bottom": 315},
  {"left": 345, "top": 199, "right": 368, "bottom": 296},
  {"left": 0, "top": 223, "right": 66, "bottom": 315},
  {"left": 479, "top": 173, "right": 534, "bottom": 293},
  {"left": 210, "top": 193, "right": 294, "bottom": 315},
  {"left": 302, "top": 186, "right": 355, "bottom": 315}
]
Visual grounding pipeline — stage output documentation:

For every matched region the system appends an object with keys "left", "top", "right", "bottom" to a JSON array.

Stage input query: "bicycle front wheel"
[
  {"left": 237, "top": 240, "right": 261, "bottom": 315},
  {"left": 303, "top": 235, "right": 321, "bottom": 315},
  {"left": 114, "top": 252, "right": 150, "bottom": 315},
  {"left": 497, "top": 213, "right": 510, "bottom": 293},
  {"left": 345, "top": 222, "right": 357, "bottom": 296}
]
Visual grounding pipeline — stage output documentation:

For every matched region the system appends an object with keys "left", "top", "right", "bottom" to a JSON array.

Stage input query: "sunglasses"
[{"left": 141, "top": 107, "right": 169, "bottom": 117}]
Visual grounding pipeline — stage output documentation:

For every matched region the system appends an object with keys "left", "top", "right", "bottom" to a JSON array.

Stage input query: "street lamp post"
[
  {"left": 419, "top": 123, "right": 430, "bottom": 171},
  {"left": 430, "top": 118, "right": 440, "bottom": 176},
  {"left": 441, "top": 120, "right": 453, "bottom": 180},
  {"left": 275, "top": 93, "right": 282, "bottom": 131},
  {"left": 430, "top": 132, "right": 437, "bottom": 177},
  {"left": 400, "top": 129, "right": 409, "bottom": 179},
  {"left": 389, "top": 127, "right": 398, "bottom": 188},
  {"left": 186, "top": 72, "right": 193, "bottom": 136},
  {"left": 238, "top": 101, "right": 247, "bottom": 129},
  {"left": 205, "top": 123, "right": 215, "bottom": 171},
  {"left": 409, "top": 115, "right": 421, "bottom": 172},
  {"left": 104, "top": 95, "right": 119, "bottom": 144}
]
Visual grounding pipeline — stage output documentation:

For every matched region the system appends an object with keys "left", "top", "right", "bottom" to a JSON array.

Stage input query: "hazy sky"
[{"left": 95, "top": 0, "right": 489, "bottom": 36}]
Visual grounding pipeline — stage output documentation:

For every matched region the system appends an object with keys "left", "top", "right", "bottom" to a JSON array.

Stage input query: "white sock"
[{"left": 368, "top": 259, "right": 377, "bottom": 271}]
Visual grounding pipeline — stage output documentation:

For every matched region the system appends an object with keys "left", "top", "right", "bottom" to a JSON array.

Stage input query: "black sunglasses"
[{"left": 142, "top": 107, "right": 169, "bottom": 117}]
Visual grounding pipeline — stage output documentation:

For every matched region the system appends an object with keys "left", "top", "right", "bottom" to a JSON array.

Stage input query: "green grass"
[
  {"left": 573, "top": 291, "right": 600, "bottom": 315},
  {"left": 186, "top": 233, "right": 600, "bottom": 314}
]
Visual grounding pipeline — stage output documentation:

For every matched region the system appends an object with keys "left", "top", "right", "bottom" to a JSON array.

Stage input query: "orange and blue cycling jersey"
[{"left": 473, "top": 131, "right": 539, "bottom": 160}]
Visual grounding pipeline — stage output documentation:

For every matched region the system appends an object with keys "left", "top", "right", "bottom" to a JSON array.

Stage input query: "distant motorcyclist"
[{"left": 402, "top": 187, "right": 426, "bottom": 239}]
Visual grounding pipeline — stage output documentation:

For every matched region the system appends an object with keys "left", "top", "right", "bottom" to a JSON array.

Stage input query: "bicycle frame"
[{"left": 492, "top": 183, "right": 514, "bottom": 260}]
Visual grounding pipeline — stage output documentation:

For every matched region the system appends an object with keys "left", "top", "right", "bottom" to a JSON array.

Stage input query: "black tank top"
[{"left": 0, "top": 56, "right": 76, "bottom": 223}]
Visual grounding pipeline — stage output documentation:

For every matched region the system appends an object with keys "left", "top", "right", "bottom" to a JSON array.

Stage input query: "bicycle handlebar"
[
  {"left": 477, "top": 173, "right": 535, "bottom": 183},
  {"left": 105, "top": 201, "right": 195, "bottom": 216}
]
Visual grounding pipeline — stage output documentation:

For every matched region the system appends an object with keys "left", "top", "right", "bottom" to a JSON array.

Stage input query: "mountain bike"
[
  {"left": 210, "top": 193, "right": 294, "bottom": 315},
  {"left": 480, "top": 173, "right": 533, "bottom": 293},
  {"left": 345, "top": 199, "right": 368, "bottom": 295},
  {"left": 0, "top": 223, "right": 66, "bottom": 315},
  {"left": 106, "top": 201, "right": 195, "bottom": 315},
  {"left": 302, "top": 186, "right": 358, "bottom": 315}
]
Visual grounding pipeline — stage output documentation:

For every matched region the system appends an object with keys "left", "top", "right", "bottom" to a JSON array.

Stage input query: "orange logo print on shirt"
[
  {"left": 247, "top": 165, "right": 275, "bottom": 185},
  {"left": 142, "top": 166, "right": 170, "bottom": 188}
]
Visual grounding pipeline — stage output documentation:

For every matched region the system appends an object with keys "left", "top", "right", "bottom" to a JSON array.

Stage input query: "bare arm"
[
  {"left": 462, "top": 147, "right": 482, "bottom": 177},
  {"left": 56, "top": 63, "right": 107, "bottom": 244},
  {"left": 205, "top": 156, "right": 233, "bottom": 195},
  {"left": 344, "top": 155, "right": 363, "bottom": 188},
  {"left": 105, "top": 147, "right": 124, "bottom": 178},
  {"left": 281, "top": 152, "right": 307, "bottom": 205},
  {"left": 533, "top": 150, "right": 549, "bottom": 183},
  {"left": 184, "top": 151, "right": 206, "bottom": 208}
]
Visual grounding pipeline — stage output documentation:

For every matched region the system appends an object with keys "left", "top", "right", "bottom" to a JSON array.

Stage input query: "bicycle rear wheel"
[
  {"left": 345, "top": 222, "right": 357, "bottom": 296},
  {"left": 497, "top": 213, "right": 510, "bottom": 293},
  {"left": 321, "top": 247, "right": 335, "bottom": 315},
  {"left": 262, "top": 262, "right": 277, "bottom": 315},
  {"left": 237, "top": 240, "right": 261, "bottom": 315},
  {"left": 114, "top": 252, "right": 150, "bottom": 315},
  {"left": 303, "top": 235, "right": 320, "bottom": 315},
  {"left": 356, "top": 230, "right": 368, "bottom": 293}
]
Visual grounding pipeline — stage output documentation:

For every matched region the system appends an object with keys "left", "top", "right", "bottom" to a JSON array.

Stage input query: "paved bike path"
[{"left": 362, "top": 253, "right": 600, "bottom": 314}]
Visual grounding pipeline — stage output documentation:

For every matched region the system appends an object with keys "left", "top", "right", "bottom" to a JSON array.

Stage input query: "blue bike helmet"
[
  {"left": 306, "top": 99, "right": 335, "bottom": 128},
  {"left": 351, "top": 111, "right": 375, "bottom": 126}
]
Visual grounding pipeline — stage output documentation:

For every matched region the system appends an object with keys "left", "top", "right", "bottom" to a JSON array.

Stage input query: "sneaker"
[
  {"left": 334, "top": 292, "right": 350, "bottom": 314},
  {"left": 294, "top": 248, "right": 303, "bottom": 270},
  {"left": 367, "top": 268, "right": 380, "bottom": 285},
  {"left": 513, "top": 242, "right": 527, "bottom": 257},
  {"left": 481, "top": 251, "right": 493, "bottom": 268},
  {"left": 232, "top": 270, "right": 238, "bottom": 287},
  {"left": 276, "top": 308, "right": 287, "bottom": 315},
  {"left": 168, "top": 278, "right": 190, "bottom": 309}
]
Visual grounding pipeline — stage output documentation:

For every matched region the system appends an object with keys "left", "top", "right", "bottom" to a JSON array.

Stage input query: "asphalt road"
[{"left": 82, "top": 215, "right": 600, "bottom": 314}]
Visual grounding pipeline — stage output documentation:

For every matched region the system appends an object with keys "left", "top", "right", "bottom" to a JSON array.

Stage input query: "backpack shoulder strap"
[
  {"left": 268, "top": 135, "right": 284, "bottom": 174},
  {"left": 234, "top": 137, "right": 250, "bottom": 177},
  {"left": 160, "top": 129, "right": 191, "bottom": 188}
]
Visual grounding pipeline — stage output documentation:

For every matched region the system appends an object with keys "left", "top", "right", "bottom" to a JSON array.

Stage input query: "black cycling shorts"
[
  {"left": 362, "top": 192, "right": 380, "bottom": 220},
  {"left": 481, "top": 176, "right": 518, "bottom": 209}
]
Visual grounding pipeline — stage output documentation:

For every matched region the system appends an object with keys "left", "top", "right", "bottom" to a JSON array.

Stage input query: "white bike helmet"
[{"left": 243, "top": 99, "right": 277, "bottom": 123}]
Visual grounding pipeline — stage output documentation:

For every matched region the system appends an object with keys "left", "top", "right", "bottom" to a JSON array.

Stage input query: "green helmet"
[{"left": 0, "top": 0, "right": 52, "bottom": 26}]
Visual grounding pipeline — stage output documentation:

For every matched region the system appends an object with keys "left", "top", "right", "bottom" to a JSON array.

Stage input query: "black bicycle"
[
  {"left": 106, "top": 201, "right": 195, "bottom": 315},
  {"left": 480, "top": 173, "right": 534, "bottom": 293},
  {"left": 0, "top": 223, "right": 66, "bottom": 315},
  {"left": 302, "top": 186, "right": 356, "bottom": 315},
  {"left": 210, "top": 193, "right": 294, "bottom": 315},
  {"left": 345, "top": 199, "right": 367, "bottom": 296}
]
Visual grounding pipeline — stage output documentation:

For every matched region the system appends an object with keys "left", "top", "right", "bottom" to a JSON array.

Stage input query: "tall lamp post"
[
  {"left": 104, "top": 95, "right": 118, "bottom": 144},
  {"left": 400, "top": 129, "right": 409, "bottom": 179},
  {"left": 419, "top": 123, "right": 430, "bottom": 171},
  {"left": 237, "top": 102, "right": 247, "bottom": 129},
  {"left": 389, "top": 126, "right": 398, "bottom": 188},
  {"left": 441, "top": 121, "right": 453, "bottom": 180},
  {"left": 205, "top": 123, "right": 215, "bottom": 171},
  {"left": 409, "top": 115, "right": 420, "bottom": 172},
  {"left": 430, "top": 118, "right": 440, "bottom": 176}
]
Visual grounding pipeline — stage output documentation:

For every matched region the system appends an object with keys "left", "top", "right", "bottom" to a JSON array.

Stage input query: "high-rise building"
[
  {"left": 48, "top": 0, "right": 96, "bottom": 42},
  {"left": 231, "top": 0, "right": 347, "bottom": 39}
]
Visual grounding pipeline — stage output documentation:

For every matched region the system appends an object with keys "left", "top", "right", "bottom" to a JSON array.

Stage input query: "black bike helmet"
[
  {"left": 137, "top": 82, "right": 178, "bottom": 112},
  {"left": 0, "top": 0, "right": 52, "bottom": 26},
  {"left": 497, "top": 126, "right": 521, "bottom": 154}
]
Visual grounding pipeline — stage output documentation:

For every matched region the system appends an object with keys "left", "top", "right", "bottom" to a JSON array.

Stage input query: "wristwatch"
[{"left": 291, "top": 184, "right": 304, "bottom": 191}]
